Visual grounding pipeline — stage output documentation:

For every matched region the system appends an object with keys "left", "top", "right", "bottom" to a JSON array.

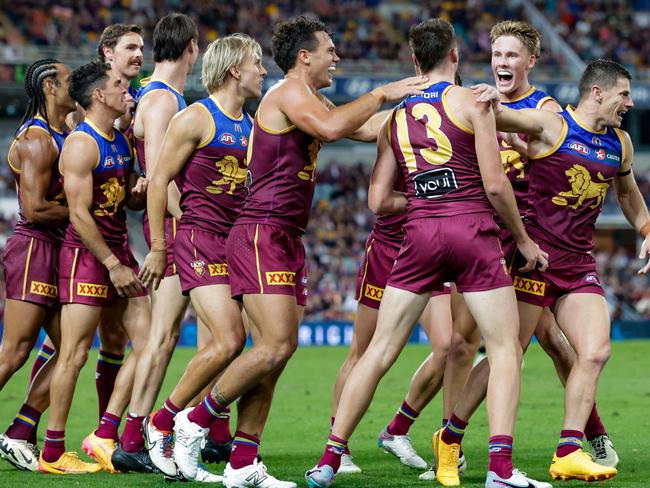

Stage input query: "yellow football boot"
[
  {"left": 550, "top": 449, "right": 617, "bottom": 481},
  {"left": 432, "top": 428, "right": 460, "bottom": 486},
  {"left": 38, "top": 451, "right": 102, "bottom": 474},
  {"left": 81, "top": 432, "right": 117, "bottom": 473}
]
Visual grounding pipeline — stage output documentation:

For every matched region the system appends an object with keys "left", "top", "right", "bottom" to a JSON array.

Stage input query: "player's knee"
[
  {"left": 59, "top": 345, "right": 89, "bottom": 372},
  {"left": 0, "top": 341, "right": 31, "bottom": 372},
  {"left": 581, "top": 345, "right": 611, "bottom": 370},
  {"left": 448, "top": 334, "right": 476, "bottom": 364}
]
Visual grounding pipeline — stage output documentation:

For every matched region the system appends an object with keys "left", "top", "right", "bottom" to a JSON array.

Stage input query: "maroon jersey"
[
  {"left": 371, "top": 176, "right": 407, "bottom": 247},
  {"left": 389, "top": 81, "right": 491, "bottom": 219},
  {"left": 177, "top": 96, "right": 253, "bottom": 234},
  {"left": 235, "top": 106, "right": 322, "bottom": 235},
  {"left": 526, "top": 106, "right": 624, "bottom": 253},
  {"left": 63, "top": 120, "right": 134, "bottom": 248},
  {"left": 9, "top": 116, "right": 67, "bottom": 243}
]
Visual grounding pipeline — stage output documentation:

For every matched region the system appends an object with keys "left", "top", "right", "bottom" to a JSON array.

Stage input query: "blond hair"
[
  {"left": 490, "top": 21, "right": 541, "bottom": 58},
  {"left": 201, "top": 34, "right": 262, "bottom": 92}
]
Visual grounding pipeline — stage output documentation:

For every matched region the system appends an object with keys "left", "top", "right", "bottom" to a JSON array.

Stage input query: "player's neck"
[
  {"left": 150, "top": 62, "right": 188, "bottom": 93},
  {"left": 286, "top": 67, "right": 319, "bottom": 93},
  {"left": 573, "top": 102, "right": 607, "bottom": 133},
  {"left": 43, "top": 99, "right": 69, "bottom": 132},
  {"left": 421, "top": 66, "right": 455, "bottom": 86},
  {"left": 500, "top": 81, "right": 532, "bottom": 102},
  {"left": 85, "top": 108, "right": 117, "bottom": 137},
  {"left": 210, "top": 87, "right": 244, "bottom": 119}
]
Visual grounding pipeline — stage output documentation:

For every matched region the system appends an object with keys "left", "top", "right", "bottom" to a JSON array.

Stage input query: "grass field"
[{"left": 1, "top": 340, "right": 649, "bottom": 487}]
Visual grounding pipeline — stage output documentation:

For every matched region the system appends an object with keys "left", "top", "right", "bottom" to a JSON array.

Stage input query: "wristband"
[
  {"left": 617, "top": 169, "right": 632, "bottom": 177},
  {"left": 640, "top": 222, "right": 650, "bottom": 238},
  {"left": 370, "top": 88, "right": 386, "bottom": 104},
  {"left": 150, "top": 237, "right": 167, "bottom": 252},
  {"left": 102, "top": 254, "right": 120, "bottom": 271}
]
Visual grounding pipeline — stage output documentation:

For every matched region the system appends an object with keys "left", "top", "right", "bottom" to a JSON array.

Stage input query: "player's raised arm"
[
  {"left": 465, "top": 92, "right": 548, "bottom": 272},
  {"left": 17, "top": 131, "right": 69, "bottom": 225},
  {"left": 368, "top": 118, "right": 406, "bottom": 214},
  {"left": 140, "top": 106, "right": 206, "bottom": 289}
]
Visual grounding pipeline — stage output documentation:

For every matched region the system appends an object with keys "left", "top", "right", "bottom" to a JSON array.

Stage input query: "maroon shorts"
[
  {"left": 143, "top": 214, "right": 177, "bottom": 277},
  {"left": 3, "top": 234, "right": 60, "bottom": 307},
  {"left": 355, "top": 236, "right": 450, "bottom": 309},
  {"left": 174, "top": 227, "right": 229, "bottom": 295},
  {"left": 387, "top": 213, "right": 512, "bottom": 294},
  {"left": 512, "top": 240, "right": 604, "bottom": 307},
  {"left": 226, "top": 223, "right": 308, "bottom": 306},
  {"left": 499, "top": 228, "right": 518, "bottom": 270},
  {"left": 59, "top": 242, "right": 147, "bottom": 306}
]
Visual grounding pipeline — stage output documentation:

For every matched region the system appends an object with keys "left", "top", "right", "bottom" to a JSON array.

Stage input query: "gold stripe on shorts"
[
  {"left": 254, "top": 224, "right": 263, "bottom": 294},
  {"left": 68, "top": 248, "right": 80, "bottom": 303},
  {"left": 358, "top": 239, "right": 374, "bottom": 299},
  {"left": 21, "top": 237, "right": 35, "bottom": 300}
]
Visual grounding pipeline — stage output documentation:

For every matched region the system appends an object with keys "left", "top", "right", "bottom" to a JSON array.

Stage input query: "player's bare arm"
[
  {"left": 460, "top": 89, "right": 548, "bottom": 272},
  {"left": 137, "top": 89, "right": 183, "bottom": 217},
  {"left": 139, "top": 105, "right": 207, "bottom": 289},
  {"left": 611, "top": 131, "right": 650, "bottom": 273},
  {"left": 62, "top": 133, "right": 142, "bottom": 297},
  {"left": 348, "top": 110, "right": 392, "bottom": 142},
  {"left": 125, "top": 170, "right": 148, "bottom": 210},
  {"left": 368, "top": 120, "right": 406, "bottom": 214},
  {"left": 13, "top": 131, "right": 69, "bottom": 225},
  {"left": 269, "top": 76, "right": 428, "bottom": 141}
]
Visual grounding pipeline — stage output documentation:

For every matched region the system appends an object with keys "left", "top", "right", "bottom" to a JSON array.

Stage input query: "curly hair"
[
  {"left": 271, "top": 16, "right": 330, "bottom": 74},
  {"left": 70, "top": 61, "right": 112, "bottom": 110},
  {"left": 97, "top": 24, "right": 142, "bottom": 62}
]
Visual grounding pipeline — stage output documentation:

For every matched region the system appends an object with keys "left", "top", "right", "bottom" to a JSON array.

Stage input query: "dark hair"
[
  {"left": 19, "top": 58, "right": 60, "bottom": 134},
  {"left": 408, "top": 19, "right": 456, "bottom": 73},
  {"left": 97, "top": 24, "right": 142, "bottom": 61},
  {"left": 579, "top": 59, "right": 632, "bottom": 100},
  {"left": 153, "top": 13, "right": 198, "bottom": 63},
  {"left": 271, "top": 16, "right": 330, "bottom": 74},
  {"left": 70, "top": 61, "right": 111, "bottom": 110}
]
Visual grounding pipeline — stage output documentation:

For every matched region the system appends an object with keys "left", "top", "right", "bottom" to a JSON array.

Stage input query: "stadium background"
[{"left": 1, "top": 0, "right": 650, "bottom": 345}]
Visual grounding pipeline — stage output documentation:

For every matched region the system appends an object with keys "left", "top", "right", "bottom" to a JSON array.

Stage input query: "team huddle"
[{"left": 0, "top": 12, "right": 647, "bottom": 488}]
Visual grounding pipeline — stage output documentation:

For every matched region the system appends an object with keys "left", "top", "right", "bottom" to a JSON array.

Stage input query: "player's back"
[
  {"left": 389, "top": 81, "right": 491, "bottom": 220},
  {"left": 526, "top": 106, "right": 624, "bottom": 254},
  {"left": 63, "top": 121, "right": 134, "bottom": 248},
  {"left": 177, "top": 96, "right": 253, "bottom": 235},
  {"left": 8, "top": 116, "right": 67, "bottom": 243}
]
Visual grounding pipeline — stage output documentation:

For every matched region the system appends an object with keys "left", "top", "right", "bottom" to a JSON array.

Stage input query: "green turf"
[{"left": 1, "top": 340, "right": 649, "bottom": 486}]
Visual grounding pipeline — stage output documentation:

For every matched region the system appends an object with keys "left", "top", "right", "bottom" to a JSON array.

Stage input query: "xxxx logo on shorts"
[
  {"left": 191, "top": 259, "right": 207, "bottom": 277},
  {"left": 364, "top": 283, "right": 384, "bottom": 301},
  {"left": 513, "top": 276, "right": 546, "bottom": 296},
  {"left": 77, "top": 282, "right": 108, "bottom": 298},
  {"left": 265, "top": 271, "right": 296, "bottom": 286},
  {"left": 208, "top": 263, "right": 228, "bottom": 276},
  {"left": 30, "top": 281, "right": 58, "bottom": 298}
]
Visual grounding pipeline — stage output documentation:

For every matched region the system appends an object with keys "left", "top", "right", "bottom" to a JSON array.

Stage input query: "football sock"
[
  {"left": 330, "top": 416, "right": 350, "bottom": 455},
  {"left": 386, "top": 400, "right": 419, "bottom": 436},
  {"left": 488, "top": 435, "right": 513, "bottom": 479},
  {"left": 29, "top": 343, "right": 54, "bottom": 385},
  {"left": 5, "top": 404, "right": 41, "bottom": 442},
  {"left": 584, "top": 405, "right": 607, "bottom": 441},
  {"left": 188, "top": 394, "right": 226, "bottom": 428},
  {"left": 121, "top": 413, "right": 145, "bottom": 453},
  {"left": 208, "top": 406, "right": 231, "bottom": 444},
  {"left": 95, "top": 412, "right": 121, "bottom": 441},
  {"left": 42, "top": 429, "right": 65, "bottom": 463},
  {"left": 152, "top": 398, "right": 180, "bottom": 432},
  {"left": 229, "top": 431, "right": 260, "bottom": 469},
  {"left": 557, "top": 429, "right": 583, "bottom": 457},
  {"left": 95, "top": 350, "right": 124, "bottom": 419},
  {"left": 317, "top": 434, "right": 347, "bottom": 472},
  {"left": 441, "top": 413, "right": 468, "bottom": 445}
]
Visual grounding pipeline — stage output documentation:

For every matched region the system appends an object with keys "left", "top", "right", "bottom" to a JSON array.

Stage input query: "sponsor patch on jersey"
[
  {"left": 364, "top": 283, "right": 384, "bottom": 301},
  {"left": 265, "top": 271, "right": 296, "bottom": 286},
  {"left": 569, "top": 142, "right": 589, "bottom": 156},
  {"left": 219, "top": 133, "right": 235, "bottom": 145},
  {"left": 240, "top": 135, "right": 248, "bottom": 147},
  {"left": 77, "top": 282, "right": 108, "bottom": 298},
  {"left": 191, "top": 259, "right": 207, "bottom": 277},
  {"left": 584, "top": 273, "right": 601, "bottom": 285},
  {"left": 513, "top": 276, "right": 546, "bottom": 296},
  {"left": 208, "top": 263, "right": 228, "bottom": 276},
  {"left": 413, "top": 168, "right": 458, "bottom": 199},
  {"left": 596, "top": 149, "right": 605, "bottom": 160},
  {"left": 606, "top": 153, "right": 620, "bottom": 162},
  {"left": 104, "top": 156, "right": 115, "bottom": 168},
  {"left": 592, "top": 136, "right": 602, "bottom": 146},
  {"left": 30, "top": 281, "right": 58, "bottom": 298}
]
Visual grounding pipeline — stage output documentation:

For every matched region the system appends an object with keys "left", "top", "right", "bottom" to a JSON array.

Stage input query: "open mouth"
[{"left": 496, "top": 70, "right": 513, "bottom": 83}]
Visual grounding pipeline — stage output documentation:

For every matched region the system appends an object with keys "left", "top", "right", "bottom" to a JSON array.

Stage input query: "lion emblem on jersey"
[
  {"left": 551, "top": 164, "right": 613, "bottom": 210},
  {"left": 94, "top": 176, "right": 125, "bottom": 216},
  {"left": 206, "top": 155, "right": 247, "bottom": 195},
  {"left": 500, "top": 140, "right": 525, "bottom": 179},
  {"left": 297, "top": 139, "right": 322, "bottom": 181}
]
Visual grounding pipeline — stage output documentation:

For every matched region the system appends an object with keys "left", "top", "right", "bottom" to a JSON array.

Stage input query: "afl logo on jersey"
[
  {"left": 104, "top": 156, "right": 115, "bottom": 168},
  {"left": 569, "top": 142, "right": 589, "bottom": 156},
  {"left": 220, "top": 133, "right": 235, "bottom": 145}
]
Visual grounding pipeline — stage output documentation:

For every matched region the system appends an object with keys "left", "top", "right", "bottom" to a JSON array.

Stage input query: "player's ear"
[
  {"left": 528, "top": 55, "right": 536, "bottom": 70},
  {"left": 229, "top": 65, "right": 241, "bottom": 80},
  {"left": 592, "top": 85, "right": 603, "bottom": 103},
  {"left": 297, "top": 48, "right": 311, "bottom": 66},
  {"left": 449, "top": 47, "right": 459, "bottom": 64}
]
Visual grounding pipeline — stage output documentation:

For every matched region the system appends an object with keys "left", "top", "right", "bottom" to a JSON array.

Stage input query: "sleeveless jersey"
[
  {"left": 526, "top": 106, "right": 624, "bottom": 253},
  {"left": 134, "top": 78, "right": 186, "bottom": 176},
  {"left": 63, "top": 120, "right": 134, "bottom": 248},
  {"left": 371, "top": 176, "right": 407, "bottom": 247},
  {"left": 8, "top": 116, "right": 67, "bottom": 243},
  {"left": 389, "top": 81, "right": 491, "bottom": 219},
  {"left": 235, "top": 107, "right": 322, "bottom": 235},
  {"left": 177, "top": 96, "right": 253, "bottom": 235},
  {"left": 498, "top": 86, "right": 555, "bottom": 215}
]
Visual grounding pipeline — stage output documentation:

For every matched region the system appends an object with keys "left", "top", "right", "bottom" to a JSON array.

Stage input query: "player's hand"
[
  {"left": 517, "top": 238, "right": 549, "bottom": 273},
  {"left": 638, "top": 237, "right": 650, "bottom": 274},
  {"left": 139, "top": 250, "right": 167, "bottom": 290},
  {"left": 377, "top": 76, "right": 430, "bottom": 103},
  {"left": 132, "top": 176, "right": 148, "bottom": 199},
  {"left": 471, "top": 83, "right": 500, "bottom": 105},
  {"left": 109, "top": 263, "right": 144, "bottom": 298}
]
